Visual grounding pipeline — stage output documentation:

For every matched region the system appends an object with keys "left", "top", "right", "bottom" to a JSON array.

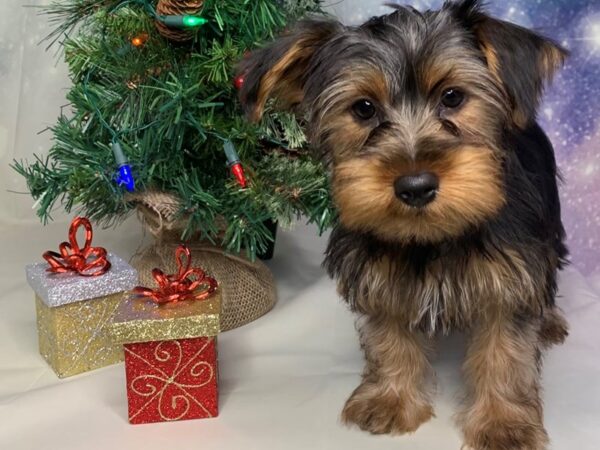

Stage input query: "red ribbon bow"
[
  {"left": 43, "top": 217, "right": 111, "bottom": 277},
  {"left": 133, "top": 245, "right": 218, "bottom": 305}
]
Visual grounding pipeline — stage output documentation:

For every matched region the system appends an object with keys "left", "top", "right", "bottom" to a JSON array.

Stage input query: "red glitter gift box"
[
  {"left": 124, "top": 337, "right": 218, "bottom": 424},
  {"left": 110, "top": 245, "right": 221, "bottom": 424}
]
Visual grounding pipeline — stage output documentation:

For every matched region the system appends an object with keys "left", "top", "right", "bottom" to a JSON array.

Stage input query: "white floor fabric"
[{"left": 1, "top": 219, "right": 599, "bottom": 450}]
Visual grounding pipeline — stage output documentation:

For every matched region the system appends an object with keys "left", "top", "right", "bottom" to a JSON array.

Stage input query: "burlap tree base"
[{"left": 129, "top": 191, "right": 277, "bottom": 331}]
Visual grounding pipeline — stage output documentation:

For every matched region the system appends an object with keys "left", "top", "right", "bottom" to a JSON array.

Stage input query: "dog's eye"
[
  {"left": 441, "top": 88, "right": 465, "bottom": 109},
  {"left": 352, "top": 99, "right": 376, "bottom": 120}
]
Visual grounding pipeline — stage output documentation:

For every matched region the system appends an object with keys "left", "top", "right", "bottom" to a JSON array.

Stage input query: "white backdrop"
[{"left": 0, "top": 0, "right": 71, "bottom": 224}]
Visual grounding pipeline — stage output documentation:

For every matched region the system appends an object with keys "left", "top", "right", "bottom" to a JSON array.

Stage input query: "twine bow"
[
  {"left": 43, "top": 217, "right": 111, "bottom": 277},
  {"left": 134, "top": 245, "right": 218, "bottom": 304}
]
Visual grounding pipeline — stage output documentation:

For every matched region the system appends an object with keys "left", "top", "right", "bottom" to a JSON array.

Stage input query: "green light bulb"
[
  {"left": 161, "top": 14, "right": 209, "bottom": 29},
  {"left": 182, "top": 15, "right": 208, "bottom": 28}
]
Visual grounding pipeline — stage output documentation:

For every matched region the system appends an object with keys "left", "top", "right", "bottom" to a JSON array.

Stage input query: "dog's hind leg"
[{"left": 341, "top": 315, "right": 435, "bottom": 435}]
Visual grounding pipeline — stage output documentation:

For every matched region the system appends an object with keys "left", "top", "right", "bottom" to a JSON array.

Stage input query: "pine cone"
[{"left": 155, "top": 0, "right": 204, "bottom": 42}]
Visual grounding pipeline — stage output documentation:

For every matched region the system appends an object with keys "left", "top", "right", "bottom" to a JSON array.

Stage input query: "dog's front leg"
[
  {"left": 459, "top": 312, "right": 548, "bottom": 450},
  {"left": 342, "top": 315, "right": 434, "bottom": 435}
]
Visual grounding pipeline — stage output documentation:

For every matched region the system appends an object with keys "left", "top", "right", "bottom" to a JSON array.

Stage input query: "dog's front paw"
[
  {"left": 462, "top": 422, "right": 549, "bottom": 450},
  {"left": 341, "top": 382, "right": 434, "bottom": 435}
]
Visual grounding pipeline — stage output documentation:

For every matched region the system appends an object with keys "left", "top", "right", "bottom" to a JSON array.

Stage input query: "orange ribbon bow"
[
  {"left": 133, "top": 245, "right": 218, "bottom": 305},
  {"left": 43, "top": 217, "right": 111, "bottom": 277}
]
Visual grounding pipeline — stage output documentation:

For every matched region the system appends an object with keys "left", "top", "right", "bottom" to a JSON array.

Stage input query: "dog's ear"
[
  {"left": 237, "top": 19, "right": 342, "bottom": 122},
  {"left": 449, "top": 0, "right": 567, "bottom": 128}
]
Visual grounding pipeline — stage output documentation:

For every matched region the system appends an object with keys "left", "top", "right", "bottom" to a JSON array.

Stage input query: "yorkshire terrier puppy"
[{"left": 239, "top": 1, "right": 569, "bottom": 448}]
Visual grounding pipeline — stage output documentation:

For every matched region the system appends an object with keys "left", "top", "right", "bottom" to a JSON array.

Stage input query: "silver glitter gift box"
[{"left": 25, "top": 253, "right": 138, "bottom": 378}]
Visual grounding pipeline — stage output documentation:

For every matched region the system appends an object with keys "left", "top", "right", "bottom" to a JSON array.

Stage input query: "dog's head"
[{"left": 238, "top": 0, "right": 566, "bottom": 244}]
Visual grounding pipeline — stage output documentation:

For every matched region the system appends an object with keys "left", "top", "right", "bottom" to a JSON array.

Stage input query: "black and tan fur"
[{"left": 239, "top": 1, "right": 569, "bottom": 448}]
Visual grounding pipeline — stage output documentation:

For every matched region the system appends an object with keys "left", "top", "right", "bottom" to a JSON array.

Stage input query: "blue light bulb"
[
  {"left": 117, "top": 164, "right": 135, "bottom": 192},
  {"left": 112, "top": 141, "right": 135, "bottom": 192}
]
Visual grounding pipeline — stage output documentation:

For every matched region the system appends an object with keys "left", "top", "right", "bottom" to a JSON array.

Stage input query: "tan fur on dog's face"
[
  {"left": 332, "top": 146, "right": 505, "bottom": 243},
  {"left": 313, "top": 59, "right": 507, "bottom": 243}
]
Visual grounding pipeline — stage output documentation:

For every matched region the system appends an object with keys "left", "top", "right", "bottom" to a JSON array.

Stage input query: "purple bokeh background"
[{"left": 531, "top": 0, "right": 600, "bottom": 275}]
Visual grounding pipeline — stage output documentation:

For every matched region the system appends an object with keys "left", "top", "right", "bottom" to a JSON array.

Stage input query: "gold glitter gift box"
[
  {"left": 110, "top": 292, "right": 221, "bottom": 424},
  {"left": 25, "top": 254, "right": 138, "bottom": 378}
]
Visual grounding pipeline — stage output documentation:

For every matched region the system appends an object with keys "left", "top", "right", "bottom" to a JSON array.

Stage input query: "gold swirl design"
[{"left": 126, "top": 339, "right": 215, "bottom": 421}]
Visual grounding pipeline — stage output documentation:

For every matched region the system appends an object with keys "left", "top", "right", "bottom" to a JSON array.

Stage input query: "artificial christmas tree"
[{"left": 14, "top": 0, "right": 334, "bottom": 261}]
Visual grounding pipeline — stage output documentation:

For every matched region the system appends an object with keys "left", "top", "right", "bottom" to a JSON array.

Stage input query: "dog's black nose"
[{"left": 394, "top": 172, "right": 439, "bottom": 207}]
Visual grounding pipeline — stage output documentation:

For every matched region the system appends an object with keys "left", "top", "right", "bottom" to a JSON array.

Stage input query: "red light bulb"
[
  {"left": 230, "top": 163, "right": 247, "bottom": 188},
  {"left": 234, "top": 74, "right": 245, "bottom": 90}
]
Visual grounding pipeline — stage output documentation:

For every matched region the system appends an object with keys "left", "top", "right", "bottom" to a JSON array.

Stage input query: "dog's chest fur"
[{"left": 324, "top": 227, "right": 546, "bottom": 334}]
